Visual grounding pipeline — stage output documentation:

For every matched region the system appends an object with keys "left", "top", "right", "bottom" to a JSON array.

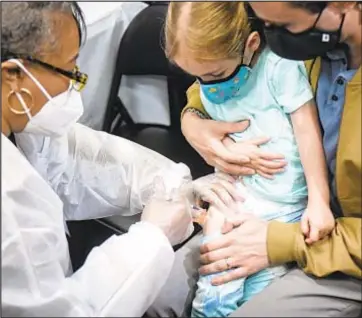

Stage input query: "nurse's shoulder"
[{"left": 2, "top": 134, "right": 64, "bottom": 227}]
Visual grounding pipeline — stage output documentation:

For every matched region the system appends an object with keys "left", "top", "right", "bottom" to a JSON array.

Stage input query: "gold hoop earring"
[{"left": 7, "top": 88, "right": 34, "bottom": 115}]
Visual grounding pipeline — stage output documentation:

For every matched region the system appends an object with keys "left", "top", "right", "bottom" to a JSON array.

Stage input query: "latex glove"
[
  {"left": 184, "top": 172, "right": 244, "bottom": 210},
  {"left": 139, "top": 164, "right": 192, "bottom": 207},
  {"left": 141, "top": 176, "right": 194, "bottom": 246}
]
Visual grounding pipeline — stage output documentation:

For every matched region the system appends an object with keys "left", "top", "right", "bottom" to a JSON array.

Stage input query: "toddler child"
[{"left": 165, "top": 2, "right": 335, "bottom": 317}]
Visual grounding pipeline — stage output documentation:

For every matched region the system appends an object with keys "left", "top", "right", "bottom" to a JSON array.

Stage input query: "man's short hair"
[{"left": 290, "top": 2, "right": 327, "bottom": 14}]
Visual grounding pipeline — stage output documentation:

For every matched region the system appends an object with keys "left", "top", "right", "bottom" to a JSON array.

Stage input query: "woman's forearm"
[{"left": 291, "top": 101, "right": 330, "bottom": 203}]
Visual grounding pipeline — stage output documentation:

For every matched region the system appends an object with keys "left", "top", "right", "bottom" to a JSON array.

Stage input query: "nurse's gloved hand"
[
  {"left": 186, "top": 172, "right": 243, "bottom": 211},
  {"left": 141, "top": 178, "right": 195, "bottom": 246},
  {"left": 141, "top": 197, "right": 195, "bottom": 246}
]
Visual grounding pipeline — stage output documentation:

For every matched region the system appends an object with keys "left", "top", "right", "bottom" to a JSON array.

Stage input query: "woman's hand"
[
  {"left": 181, "top": 113, "right": 286, "bottom": 177},
  {"left": 199, "top": 213, "right": 270, "bottom": 285}
]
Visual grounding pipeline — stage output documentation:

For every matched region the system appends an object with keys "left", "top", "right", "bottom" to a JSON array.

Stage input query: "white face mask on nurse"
[{"left": 7, "top": 58, "right": 85, "bottom": 137}]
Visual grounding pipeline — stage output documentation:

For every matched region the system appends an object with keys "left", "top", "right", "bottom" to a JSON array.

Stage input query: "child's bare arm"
[
  {"left": 203, "top": 205, "right": 227, "bottom": 236},
  {"left": 290, "top": 99, "right": 335, "bottom": 242},
  {"left": 291, "top": 100, "right": 329, "bottom": 202}
]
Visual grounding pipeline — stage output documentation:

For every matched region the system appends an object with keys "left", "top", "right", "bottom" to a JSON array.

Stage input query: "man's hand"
[
  {"left": 181, "top": 113, "right": 252, "bottom": 175},
  {"left": 223, "top": 138, "right": 287, "bottom": 179},
  {"left": 199, "top": 213, "right": 270, "bottom": 285},
  {"left": 181, "top": 112, "right": 286, "bottom": 176}
]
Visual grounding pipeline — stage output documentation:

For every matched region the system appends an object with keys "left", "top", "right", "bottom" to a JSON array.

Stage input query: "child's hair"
[{"left": 165, "top": 2, "right": 251, "bottom": 62}]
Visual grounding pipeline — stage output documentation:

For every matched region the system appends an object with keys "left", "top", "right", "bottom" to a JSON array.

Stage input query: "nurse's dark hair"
[
  {"left": 1, "top": 1, "right": 86, "bottom": 62},
  {"left": 289, "top": 2, "right": 328, "bottom": 13}
]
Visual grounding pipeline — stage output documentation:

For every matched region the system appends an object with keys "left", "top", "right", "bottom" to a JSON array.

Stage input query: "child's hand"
[{"left": 301, "top": 201, "right": 335, "bottom": 244}]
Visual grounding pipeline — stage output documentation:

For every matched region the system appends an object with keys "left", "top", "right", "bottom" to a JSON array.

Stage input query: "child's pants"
[
  {"left": 191, "top": 234, "right": 289, "bottom": 318},
  {"left": 191, "top": 182, "right": 305, "bottom": 318}
]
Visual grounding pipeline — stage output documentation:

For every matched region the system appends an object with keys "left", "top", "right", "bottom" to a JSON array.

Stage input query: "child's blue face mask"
[{"left": 198, "top": 55, "right": 253, "bottom": 104}]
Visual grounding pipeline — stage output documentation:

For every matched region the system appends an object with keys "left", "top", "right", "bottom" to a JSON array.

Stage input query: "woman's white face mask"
[{"left": 8, "top": 59, "right": 84, "bottom": 137}]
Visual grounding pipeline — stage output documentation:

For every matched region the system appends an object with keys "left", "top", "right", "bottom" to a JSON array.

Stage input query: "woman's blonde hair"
[{"left": 165, "top": 2, "right": 251, "bottom": 62}]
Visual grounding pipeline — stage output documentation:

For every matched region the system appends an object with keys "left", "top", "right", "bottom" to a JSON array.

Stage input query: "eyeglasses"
[{"left": 7, "top": 53, "right": 88, "bottom": 92}]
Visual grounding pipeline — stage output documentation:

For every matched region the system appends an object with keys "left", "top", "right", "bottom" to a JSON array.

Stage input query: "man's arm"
[
  {"left": 181, "top": 81, "right": 208, "bottom": 118},
  {"left": 268, "top": 58, "right": 361, "bottom": 278},
  {"left": 268, "top": 218, "right": 362, "bottom": 278}
]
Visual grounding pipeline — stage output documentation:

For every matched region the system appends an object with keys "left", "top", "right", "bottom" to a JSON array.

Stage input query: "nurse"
[{"left": 1, "top": 2, "right": 195, "bottom": 316}]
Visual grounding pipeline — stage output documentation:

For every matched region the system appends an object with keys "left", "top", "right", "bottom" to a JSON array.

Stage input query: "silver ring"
[{"left": 225, "top": 257, "right": 232, "bottom": 270}]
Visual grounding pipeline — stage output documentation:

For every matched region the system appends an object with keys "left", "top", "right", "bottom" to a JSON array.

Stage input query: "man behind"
[{"left": 148, "top": 2, "right": 361, "bottom": 317}]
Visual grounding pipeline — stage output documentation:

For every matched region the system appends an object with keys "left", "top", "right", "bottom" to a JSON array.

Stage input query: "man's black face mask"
[{"left": 264, "top": 7, "right": 345, "bottom": 61}]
